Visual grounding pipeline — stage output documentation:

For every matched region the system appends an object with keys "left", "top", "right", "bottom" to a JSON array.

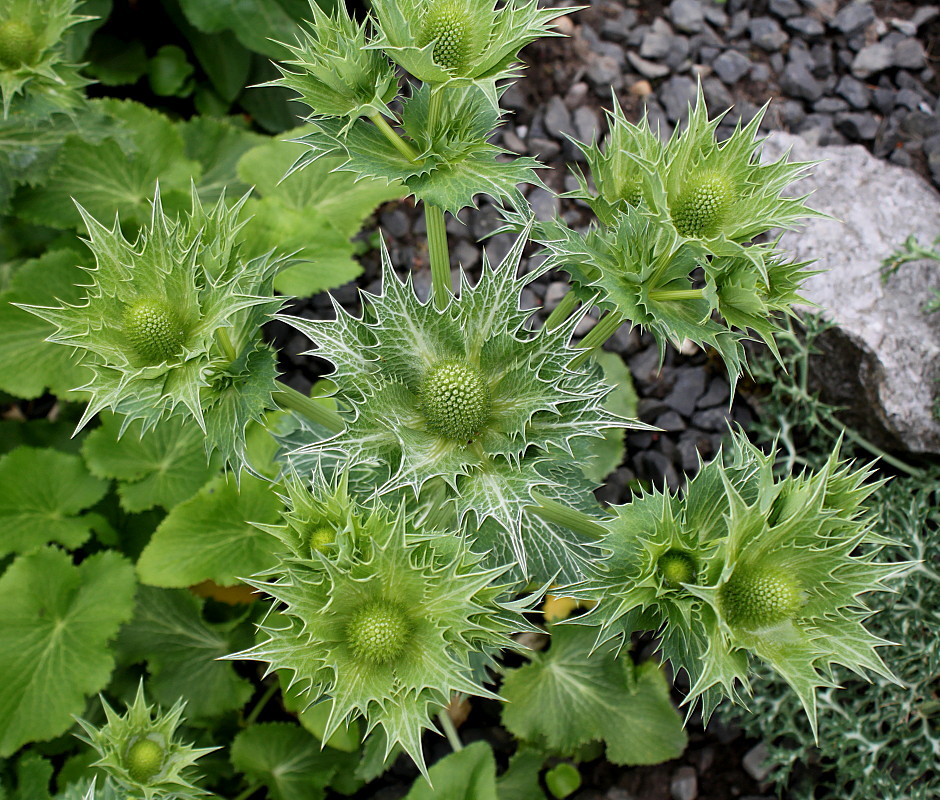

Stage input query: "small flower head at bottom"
[{"left": 74, "top": 683, "right": 215, "bottom": 800}]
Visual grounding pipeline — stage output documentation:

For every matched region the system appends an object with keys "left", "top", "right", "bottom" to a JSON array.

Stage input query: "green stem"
[
  {"left": 438, "top": 710, "right": 463, "bottom": 752},
  {"left": 244, "top": 681, "right": 279, "bottom": 727},
  {"left": 647, "top": 288, "right": 706, "bottom": 302},
  {"left": 544, "top": 288, "right": 579, "bottom": 331},
  {"left": 233, "top": 784, "right": 262, "bottom": 800},
  {"left": 428, "top": 87, "right": 445, "bottom": 130},
  {"left": 527, "top": 492, "right": 607, "bottom": 540},
  {"left": 368, "top": 112, "right": 420, "bottom": 162},
  {"left": 273, "top": 385, "right": 345, "bottom": 434},
  {"left": 215, "top": 327, "right": 238, "bottom": 363},
  {"left": 569, "top": 310, "right": 625, "bottom": 368},
  {"left": 426, "top": 204, "right": 452, "bottom": 309}
]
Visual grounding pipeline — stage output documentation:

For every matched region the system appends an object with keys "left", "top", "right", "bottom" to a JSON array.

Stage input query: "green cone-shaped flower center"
[
  {"left": 308, "top": 523, "right": 335, "bottom": 553},
  {"left": 615, "top": 175, "right": 644, "bottom": 208},
  {"left": 125, "top": 738, "right": 165, "bottom": 783},
  {"left": 417, "top": 0, "right": 475, "bottom": 73},
  {"left": 0, "top": 21, "right": 38, "bottom": 68},
  {"left": 347, "top": 601, "right": 412, "bottom": 665},
  {"left": 719, "top": 566, "right": 802, "bottom": 629},
  {"left": 122, "top": 297, "right": 188, "bottom": 365},
  {"left": 672, "top": 169, "right": 735, "bottom": 238},
  {"left": 419, "top": 360, "right": 491, "bottom": 442},
  {"left": 657, "top": 549, "right": 697, "bottom": 587}
]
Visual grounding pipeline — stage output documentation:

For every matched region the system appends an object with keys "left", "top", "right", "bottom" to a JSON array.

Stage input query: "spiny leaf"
[{"left": 0, "top": 548, "right": 136, "bottom": 756}]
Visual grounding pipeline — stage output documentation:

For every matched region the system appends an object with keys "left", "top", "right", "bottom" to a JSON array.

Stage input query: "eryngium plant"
[
  {"left": 75, "top": 683, "right": 215, "bottom": 800},
  {"left": 571, "top": 431, "right": 904, "bottom": 730},
  {"left": 21, "top": 187, "right": 287, "bottom": 466},
  {"left": 235, "top": 472, "right": 535, "bottom": 775}
]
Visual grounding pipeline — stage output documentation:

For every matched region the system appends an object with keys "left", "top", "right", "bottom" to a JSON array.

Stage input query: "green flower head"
[
  {"left": 269, "top": 1, "right": 399, "bottom": 126},
  {"left": 572, "top": 431, "right": 905, "bottom": 732},
  {"left": 283, "top": 232, "right": 636, "bottom": 582},
  {"left": 370, "top": 0, "right": 573, "bottom": 101},
  {"left": 21, "top": 187, "right": 287, "bottom": 467},
  {"left": 75, "top": 683, "right": 216, "bottom": 800},
  {"left": 0, "top": 0, "right": 90, "bottom": 116},
  {"left": 234, "top": 483, "right": 534, "bottom": 775}
]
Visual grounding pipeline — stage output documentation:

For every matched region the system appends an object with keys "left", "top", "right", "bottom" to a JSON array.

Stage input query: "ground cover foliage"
[{"left": 0, "top": 0, "right": 926, "bottom": 799}]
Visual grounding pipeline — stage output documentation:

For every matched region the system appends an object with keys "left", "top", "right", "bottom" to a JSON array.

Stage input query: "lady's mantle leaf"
[
  {"left": 0, "top": 249, "right": 91, "bottom": 400},
  {"left": 117, "top": 586, "right": 253, "bottom": 718},
  {"left": 0, "top": 548, "right": 136, "bottom": 756},
  {"left": 0, "top": 447, "right": 109, "bottom": 557},
  {"left": 82, "top": 413, "right": 221, "bottom": 513},
  {"left": 136, "top": 473, "right": 282, "bottom": 588},
  {"left": 403, "top": 742, "right": 498, "bottom": 800},
  {"left": 230, "top": 723, "right": 339, "bottom": 800},
  {"left": 500, "top": 626, "right": 687, "bottom": 766}
]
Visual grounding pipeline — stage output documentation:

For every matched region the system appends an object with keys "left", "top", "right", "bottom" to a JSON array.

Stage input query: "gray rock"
[
  {"left": 760, "top": 131, "right": 940, "bottom": 454},
  {"left": 665, "top": 369, "right": 707, "bottom": 416},
  {"left": 703, "top": 77, "right": 734, "bottom": 112},
  {"left": 895, "top": 88, "right": 924, "bottom": 111},
  {"left": 659, "top": 75, "right": 698, "bottom": 123},
  {"left": 780, "top": 61, "right": 824, "bottom": 102},
  {"left": 834, "top": 111, "right": 881, "bottom": 140},
  {"left": 379, "top": 209, "right": 410, "bottom": 239},
  {"left": 585, "top": 54, "right": 624, "bottom": 90},
  {"left": 768, "top": 0, "right": 801, "bottom": 18},
  {"left": 814, "top": 97, "right": 850, "bottom": 113},
  {"left": 600, "top": 9, "right": 638, "bottom": 42},
  {"left": 702, "top": 3, "right": 728, "bottom": 27},
  {"left": 749, "top": 16, "right": 788, "bottom": 51},
  {"left": 641, "top": 30, "right": 675, "bottom": 60},
  {"left": 893, "top": 38, "right": 927, "bottom": 70},
  {"left": 697, "top": 377, "right": 729, "bottom": 408},
  {"left": 712, "top": 49, "right": 752, "bottom": 85},
  {"left": 727, "top": 10, "right": 750, "bottom": 39},
  {"left": 627, "top": 51, "right": 671, "bottom": 80},
  {"left": 670, "top": 766, "right": 698, "bottom": 800},
  {"left": 543, "top": 95, "right": 575, "bottom": 141},
  {"left": 691, "top": 406, "right": 730, "bottom": 432},
  {"left": 836, "top": 75, "right": 871, "bottom": 108},
  {"left": 831, "top": 1, "right": 876, "bottom": 35},
  {"left": 787, "top": 15, "right": 825, "bottom": 37},
  {"left": 573, "top": 106, "right": 600, "bottom": 145},
  {"left": 851, "top": 43, "right": 894, "bottom": 78},
  {"left": 912, "top": 5, "right": 940, "bottom": 29},
  {"left": 528, "top": 187, "right": 558, "bottom": 221},
  {"left": 669, "top": 0, "right": 705, "bottom": 33},
  {"left": 655, "top": 411, "right": 686, "bottom": 432},
  {"left": 452, "top": 239, "right": 480, "bottom": 269},
  {"left": 743, "top": 743, "right": 771, "bottom": 782}
]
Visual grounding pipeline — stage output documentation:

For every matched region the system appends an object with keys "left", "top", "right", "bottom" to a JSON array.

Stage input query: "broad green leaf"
[
  {"left": 6, "top": 753, "right": 52, "bottom": 800},
  {"left": 501, "top": 626, "right": 687, "bottom": 766},
  {"left": 148, "top": 46, "right": 195, "bottom": 97},
  {"left": 0, "top": 548, "right": 136, "bottom": 756},
  {"left": 544, "top": 764, "right": 581, "bottom": 799},
  {"left": 85, "top": 35, "right": 148, "bottom": 86},
  {"left": 136, "top": 473, "right": 282, "bottom": 587},
  {"left": 404, "top": 742, "right": 497, "bottom": 800},
  {"left": 118, "top": 586, "right": 253, "bottom": 718},
  {"left": 82, "top": 412, "right": 220, "bottom": 513},
  {"left": 496, "top": 749, "right": 546, "bottom": 800},
  {"left": 577, "top": 352, "right": 637, "bottom": 483},
  {"left": 280, "top": 680, "right": 361, "bottom": 752},
  {"left": 177, "top": 0, "right": 312, "bottom": 59},
  {"left": 230, "top": 723, "right": 338, "bottom": 800},
  {"left": 15, "top": 99, "right": 200, "bottom": 231},
  {"left": 0, "top": 447, "right": 110, "bottom": 557},
  {"left": 0, "top": 249, "right": 91, "bottom": 399},
  {"left": 178, "top": 116, "right": 264, "bottom": 203}
]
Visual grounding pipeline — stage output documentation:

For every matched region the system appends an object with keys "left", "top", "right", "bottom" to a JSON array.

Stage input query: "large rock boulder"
[{"left": 760, "top": 131, "right": 940, "bottom": 455}]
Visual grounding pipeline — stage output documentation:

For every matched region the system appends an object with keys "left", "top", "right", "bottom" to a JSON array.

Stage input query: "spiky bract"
[
  {"left": 283, "top": 233, "right": 635, "bottom": 582},
  {"left": 570, "top": 431, "right": 904, "bottom": 732},
  {"left": 21, "top": 187, "right": 287, "bottom": 468},
  {"left": 370, "top": 0, "right": 572, "bottom": 102},
  {"left": 74, "top": 683, "right": 215, "bottom": 800},
  {"left": 269, "top": 1, "right": 398, "bottom": 126},
  {"left": 236, "top": 484, "right": 533, "bottom": 775},
  {"left": 0, "top": 0, "right": 90, "bottom": 116}
]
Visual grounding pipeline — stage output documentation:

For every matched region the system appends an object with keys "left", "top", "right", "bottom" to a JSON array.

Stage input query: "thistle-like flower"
[
  {"left": 234, "top": 478, "right": 534, "bottom": 774},
  {"left": 284, "top": 232, "right": 636, "bottom": 581},
  {"left": 21, "top": 187, "right": 287, "bottom": 467},
  {"left": 75, "top": 683, "right": 215, "bottom": 800},
  {"left": 0, "top": 0, "right": 90, "bottom": 116},
  {"left": 268, "top": 1, "right": 398, "bottom": 127},
  {"left": 571, "top": 431, "right": 904, "bottom": 732},
  {"left": 370, "top": 0, "right": 573, "bottom": 105}
]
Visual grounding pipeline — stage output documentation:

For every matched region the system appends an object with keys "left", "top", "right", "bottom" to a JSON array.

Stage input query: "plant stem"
[
  {"left": 438, "top": 710, "right": 463, "bottom": 752},
  {"left": 544, "top": 288, "right": 579, "bottom": 331},
  {"left": 527, "top": 492, "right": 607, "bottom": 540},
  {"left": 647, "top": 288, "right": 706, "bottom": 302},
  {"left": 426, "top": 204, "right": 452, "bottom": 309},
  {"left": 244, "top": 681, "right": 279, "bottom": 727},
  {"left": 368, "top": 112, "right": 420, "bottom": 162},
  {"left": 569, "top": 310, "right": 625, "bottom": 368},
  {"left": 273, "top": 385, "right": 345, "bottom": 434},
  {"left": 215, "top": 327, "right": 238, "bottom": 363},
  {"left": 233, "top": 784, "right": 262, "bottom": 800}
]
